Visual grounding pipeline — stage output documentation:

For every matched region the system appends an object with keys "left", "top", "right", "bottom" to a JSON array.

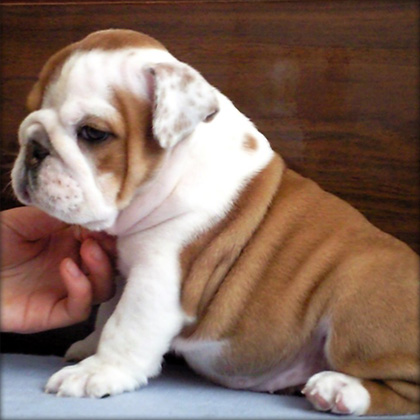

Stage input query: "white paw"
[
  {"left": 64, "top": 333, "right": 99, "bottom": 362},
  {"left": 303, "top": 371, "right": 370, "bottom": 416},
  {"left": 45, "top": 355, "right": 146, "bottom": 398}
]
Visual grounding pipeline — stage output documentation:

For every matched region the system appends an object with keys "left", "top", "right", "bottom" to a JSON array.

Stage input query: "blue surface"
[{"left": 1, "top": 353, "right": 418, "bottom": 419}]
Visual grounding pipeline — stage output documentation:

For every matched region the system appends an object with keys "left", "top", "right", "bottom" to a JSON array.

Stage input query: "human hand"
[{"left": 1, "top": 206, "right": 116, "bottom": 333}]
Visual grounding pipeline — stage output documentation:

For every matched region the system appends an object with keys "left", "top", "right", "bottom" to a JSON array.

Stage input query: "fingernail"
[
  {"left": 88, "top": 240, "right": 104, "bottom": 261},
  {"left": 65, "top": 259, "right": 81, "bottom": 277}
]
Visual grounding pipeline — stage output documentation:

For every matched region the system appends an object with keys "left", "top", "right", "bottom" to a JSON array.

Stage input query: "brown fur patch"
[
  {"left": 180, "top": 155, "right": 285, "bottom": 330},
  {"left": 243, "top": 134, "right": 258, "bottom": 151},
  {"left": 27, "top": 29, "right": 166, "bottom": 111},
  {"left": 88, "top": 128, "right": 126, "bottom": 178},
  {"left": 109, "top": 89, "right": 165, "bottom": 209}
]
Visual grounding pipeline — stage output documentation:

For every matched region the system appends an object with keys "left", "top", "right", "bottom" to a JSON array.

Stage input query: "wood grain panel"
[{"left": 1, "top": 1, "right": 418, "bottom": 252}]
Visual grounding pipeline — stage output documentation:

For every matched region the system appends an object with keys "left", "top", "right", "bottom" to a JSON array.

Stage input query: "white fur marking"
[{"left": 303, "top": 371, "right": 371, "bottom": 415}]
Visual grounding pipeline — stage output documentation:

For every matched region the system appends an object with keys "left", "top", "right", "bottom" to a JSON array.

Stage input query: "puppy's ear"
[{"left": 147, "top": 62, "right": 219, "bottom": 148}]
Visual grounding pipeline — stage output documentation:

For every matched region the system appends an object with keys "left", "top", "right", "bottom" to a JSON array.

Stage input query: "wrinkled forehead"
[
  {"left": 43, "top": 48, "right": 169, "bottom": 115},
  {"left": 27, "top": 29, "right": 168, "bottom": 111}
]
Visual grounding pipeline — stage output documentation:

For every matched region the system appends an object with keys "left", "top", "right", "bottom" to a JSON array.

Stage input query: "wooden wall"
[{"left": 1, "top": 0, "right": 419, "bottom": 255}]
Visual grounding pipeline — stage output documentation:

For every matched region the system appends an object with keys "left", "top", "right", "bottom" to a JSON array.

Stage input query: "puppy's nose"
[{"left": 25, "top": 140, "right": 50, "bottom": 169}]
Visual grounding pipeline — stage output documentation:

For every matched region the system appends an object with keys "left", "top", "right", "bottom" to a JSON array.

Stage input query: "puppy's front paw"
[
  {"left": 45, "top": 355, "right": 146, "bottom": 398},
  {"left": 303, "top": 371, "right": 370, "bottom": 416}
]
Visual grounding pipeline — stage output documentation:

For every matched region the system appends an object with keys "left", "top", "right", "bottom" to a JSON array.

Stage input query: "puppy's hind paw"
[{"left": 303, "top": 371, "right": 370, "bottom": 416}]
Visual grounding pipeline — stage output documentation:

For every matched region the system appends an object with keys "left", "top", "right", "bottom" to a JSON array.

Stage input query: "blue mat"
[{"left": 1, "top": 353, "right": 417, "bottom": 419}]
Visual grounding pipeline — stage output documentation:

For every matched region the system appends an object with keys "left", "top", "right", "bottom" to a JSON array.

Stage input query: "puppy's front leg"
[
  {"left": 64, "top": 279, "right": 125, "bottom": 362},
  {"left": 45, "top": 252, "right": 184, "bottom": 398}
]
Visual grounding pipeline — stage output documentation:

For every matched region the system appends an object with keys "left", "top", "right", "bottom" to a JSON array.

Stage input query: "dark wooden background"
[{"left": 1, "top": 0, "right": 418, "bottom": 354}]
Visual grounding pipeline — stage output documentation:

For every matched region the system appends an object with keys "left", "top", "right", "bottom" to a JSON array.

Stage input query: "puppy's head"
[{"left": 11, "top": 29, "right": 219, "bottom": 230}]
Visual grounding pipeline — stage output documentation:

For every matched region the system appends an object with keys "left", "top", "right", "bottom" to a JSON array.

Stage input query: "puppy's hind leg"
[
  {"left": 308, "top": 313, "right": 420, "bottom": 415},
  {"left": 304, "top": 369, "right": 420, "bottom": 416},
  {"left": 359, "top": 377, "right": 419, "bottom": 415}
]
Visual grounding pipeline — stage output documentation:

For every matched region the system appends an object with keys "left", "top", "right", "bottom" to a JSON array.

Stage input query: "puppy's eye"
[{"left": 78, "top": 126, "right": 110, "bottom": 143}]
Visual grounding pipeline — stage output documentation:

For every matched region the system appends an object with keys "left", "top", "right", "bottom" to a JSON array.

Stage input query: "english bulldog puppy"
[{"left": 11, "top": 29, "right": 419, "bottom": 415}]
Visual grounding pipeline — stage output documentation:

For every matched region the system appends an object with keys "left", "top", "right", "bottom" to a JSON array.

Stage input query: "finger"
[
  {"left": 91, "top": 234, "right": 117, "bottom": 257},
  {"left": 80, "top": 239, "right": 115, "bottom": 304},
  {"left": 74, "top": 228, "right": 117, "bottom": 257},
  {"left": 56, "top": 258, "right": 93, "bottom": 325}
]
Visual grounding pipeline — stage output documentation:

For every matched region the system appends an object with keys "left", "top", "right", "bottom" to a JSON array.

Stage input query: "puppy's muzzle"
[{"left": 25, "top": 139, "right": 50, "bottom": 171}]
